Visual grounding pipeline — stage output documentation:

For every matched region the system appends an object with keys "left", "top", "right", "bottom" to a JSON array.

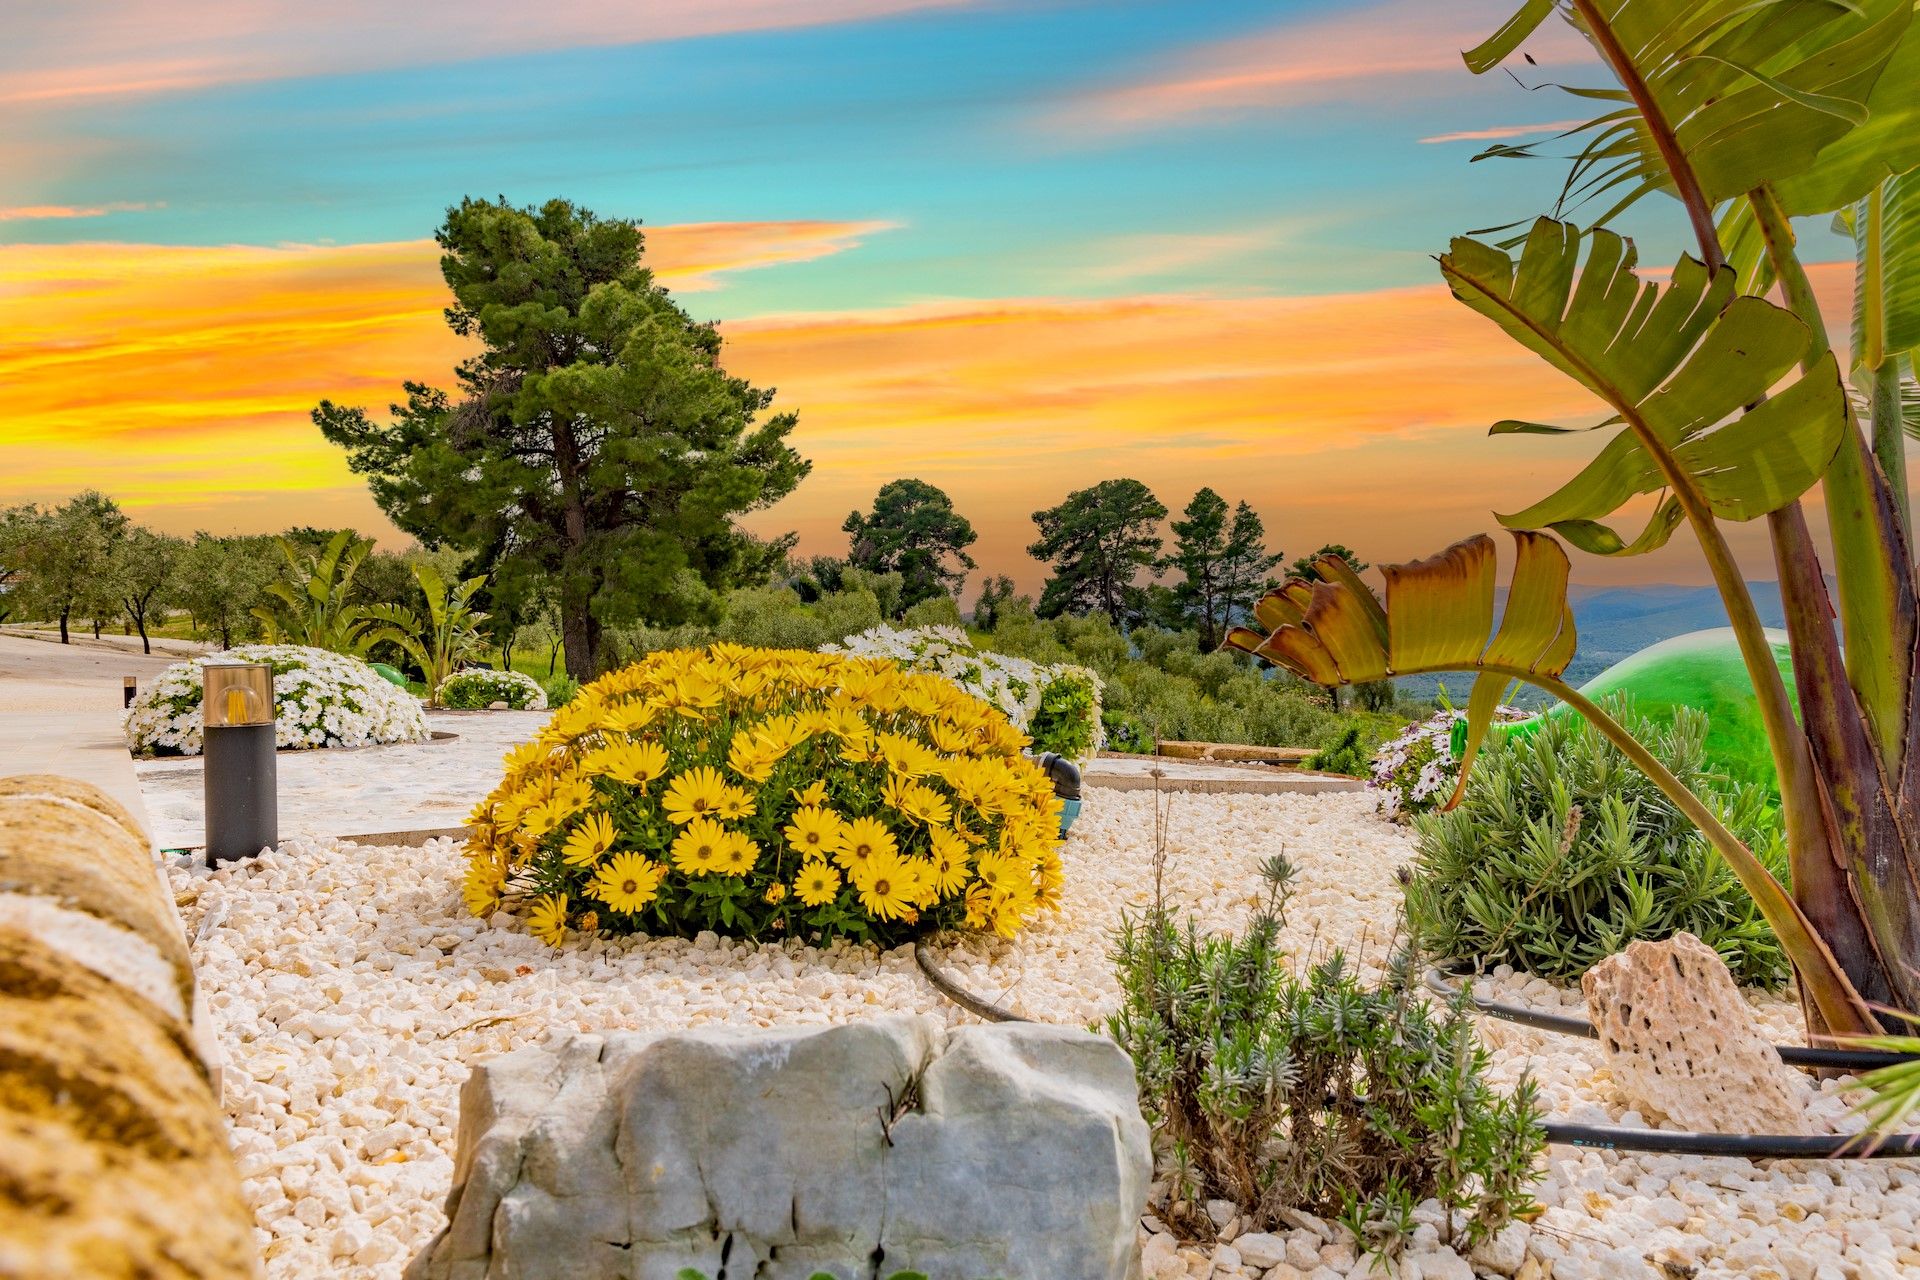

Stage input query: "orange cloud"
[
  {"left": 0, "top": 221, "right": 893, "bottom": 541},
  {"left": 0, "top": 232, "right": 1864, "bottom": 590},
  {"left": 0, "top": 1, "right": 973, "bottom": 106},
  {"left": 1049, "top": 0, "right": 1590, "bottom": 136},
  {"left": 1418, "top": 120, "right": 1590, "bottom": 144},
  {"left": 0, "top": 201, "right": 154, "bottom": 221}
]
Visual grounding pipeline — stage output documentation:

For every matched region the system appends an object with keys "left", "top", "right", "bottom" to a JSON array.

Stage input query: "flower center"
[
  {"left": 621, "top": 879, "right": 638, "bottom": 894},
  {"left": 874, "top": 879, "right": 891, "bottom": 895}
]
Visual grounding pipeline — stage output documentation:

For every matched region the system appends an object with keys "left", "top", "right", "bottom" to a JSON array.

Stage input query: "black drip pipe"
[{"left": 910, "top": 944, "right": 1920, "bottom": 1159}]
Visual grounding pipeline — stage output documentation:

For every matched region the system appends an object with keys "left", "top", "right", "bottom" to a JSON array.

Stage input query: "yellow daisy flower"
[
  {"left": 835, "top": 815, "right": 898, "bottom": 873},
  {"left": 670, "top": 818, "right": 730, "bottom": 876},
  {"left": 927, "top": 827, "right": 971, "bottom": 895},
  {"left": 561, "top": 812, "right": 617, "bottom": 867},
  {"left": 764, "top": 881, "right": 788, "bottom": 905},
  {"left": 849, "top": 849, "right": 917, "bottom": 921},
  {"left": 791, "top": 779, "right": 830, "bottom": 807},
  {"left": 590, "top": 852, "right": 666, "bottom": 914},
  {"left": 663, "top": 766, "right": 730, "bottom": 825},
  {"left": 716, "top": 830, "right": 760, "bottom": 876},
  {"left": 528, "top": 893, "right": 570, "bottom": 946},
  {"left": 715, "top": 784, "right": 758, "bottom": 822},
  {"left": 784, "top": 805, "right": 845, "bottom": 859},
  {"left": 461, "top": 858, "right": 505, "bottom": 917},
  {"left": 794, "top": 860, "right": 841, "bottom": 907}
]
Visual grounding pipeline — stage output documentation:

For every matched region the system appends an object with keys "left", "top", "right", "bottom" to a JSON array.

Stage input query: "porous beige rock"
[
  {"left": 0, "top": 776, "right": 255, "bottom": 1280},
  {"left": 1581, "top": 931, "right": 1813, "bottom": 1135}
]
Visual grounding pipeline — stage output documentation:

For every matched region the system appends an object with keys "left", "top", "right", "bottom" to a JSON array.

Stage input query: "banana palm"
[
  {"left": 250, "top": 530, "right": 381, "bottom": 656},
  {"left": 365, "top": 563, "right": 490, "bottom": 707},
  {"left": 1232, "top": 0, "right": 1920, "bottom": 1039}
]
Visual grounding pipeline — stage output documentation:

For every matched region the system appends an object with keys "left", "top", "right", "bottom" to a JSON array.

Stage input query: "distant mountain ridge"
[{"left": 1394, "top": 582, "right": 1788, "bottom": 708}]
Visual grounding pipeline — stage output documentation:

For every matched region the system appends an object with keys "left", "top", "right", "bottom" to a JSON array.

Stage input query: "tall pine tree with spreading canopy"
[
  {"left": 1164, "top": 488, "right": 1283, "bottom": 648},
  {"left": 1027, "top": 478, "right": 1166, "bottom": 624},
  {"left": 315, "top": 197, "right": 808, "bottom": 677},
  {"left": 842, "top": 478, "right": 977, "bottom": 613}
]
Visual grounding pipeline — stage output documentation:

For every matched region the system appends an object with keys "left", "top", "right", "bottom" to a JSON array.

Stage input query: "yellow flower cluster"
[{"left": 463, "top": 644, "right": 1064, "bottom": 947}]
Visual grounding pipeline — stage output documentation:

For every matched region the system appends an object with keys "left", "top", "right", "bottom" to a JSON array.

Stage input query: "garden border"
[{"left": 908, "top": 944, "right": 1920, "bottom": 1159}]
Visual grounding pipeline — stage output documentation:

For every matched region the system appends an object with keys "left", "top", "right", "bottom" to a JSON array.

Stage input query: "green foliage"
[
  {"left": 541, "top": 672, "right": 581, "bottom": 706},
  {"left": 1404, "top": 701, "right": 1792, "bottom": 987},
  {"left": 1289, "top": 543, "right": 1366, "bottom": 584},
  {"left": 1305, "top": 724, "right": 1367, "bottom": 776},
  {"left": 1108, "top": 855, "right": 1542, "bottom": 1252},
  {"left": 251, "top": 530, "right": 382, "bottom": 656},
  {"left": 1028, "top": 478, "right": 1167, "bottom": 625},
  {"left": 170, "top": 533, "right": 280, "bottom": 649},
  {"left": 108, "top": 525, "right": 183, "bottom": 653},
  {"left": 0, "top": 490, "right": 128, "bottom": 642},
  {"left": 1030, "top": 668, "right": 1100, "bottom": 761},
  {"left": 970, "top": 574, "right": 1021, "bottom": 630},
  {"left": 366, "top": 562, "right": 491, "bottom": 706},
  {"left": 843, "top": 478, "right": 978, "bottom": 613},
  {"left": 1163, "top": 488, "right": 1283, "bottom": 649},
  {"left": 1101, "top": 709, "right": 1154, "bottom": 754},
  {"left": 438, "top": 668, "right": 546, "bottom": 710},
  {"left": 315, "top": 196, "right": 809, "bottom": 678},
  {"left": 899, "top": 592, "right": 963, "bottom": 628}
]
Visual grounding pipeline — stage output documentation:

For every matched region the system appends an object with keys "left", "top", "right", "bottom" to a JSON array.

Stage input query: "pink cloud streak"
[
  {"left": 1050, "top": 0, "right": 1589, "bottom": 136},
  {"left": 0, "top": 1, "right": 973, "bottom": 106}
]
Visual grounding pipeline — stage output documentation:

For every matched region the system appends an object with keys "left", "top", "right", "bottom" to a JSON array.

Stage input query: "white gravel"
[{"left": 166, "top": 789, "right": 1920, "bottom": 1280}]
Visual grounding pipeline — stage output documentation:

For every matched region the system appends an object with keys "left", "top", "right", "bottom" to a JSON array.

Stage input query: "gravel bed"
[{"left": 169, "top": 789, "right": 1920, "bottom": 1280}]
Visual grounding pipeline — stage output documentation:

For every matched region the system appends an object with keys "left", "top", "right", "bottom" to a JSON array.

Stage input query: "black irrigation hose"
[
  {"left": 1423, "top": 966, "right": 1919, "bottom": 1071},
  {"left": 911, "top": 944, "right": 1920, "bottom": 1159}
]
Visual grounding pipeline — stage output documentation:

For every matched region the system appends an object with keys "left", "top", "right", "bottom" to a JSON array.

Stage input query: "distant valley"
[{"left": 1392, "top": 582, "right": 1788, "bottom": 709}]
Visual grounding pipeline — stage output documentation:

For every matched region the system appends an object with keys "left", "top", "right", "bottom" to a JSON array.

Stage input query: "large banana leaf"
[
  {"left": 1225, "top": 533, "right": 1574, "bottom": 808},
  {"left": 1466, "top": 0, "right": 1916, "bottom": 223},
  {"left": 1844, "top": 172, "right": 1920, "bottom": 368},
  {"left": 1440, "top": 218, "right": 1849, "bottom": 551},
  {"left": 1226, "top": 532, "right": 1878, "bottom": 1032}
]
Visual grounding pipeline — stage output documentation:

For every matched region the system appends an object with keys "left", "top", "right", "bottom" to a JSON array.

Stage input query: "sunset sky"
[{"left": 0, "top": 0, "right": 1890, "bottom": 592}]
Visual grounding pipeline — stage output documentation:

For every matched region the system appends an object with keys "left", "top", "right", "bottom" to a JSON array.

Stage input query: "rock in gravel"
[
  {"left": 1582, "top": 932, "right": 1814, "bottom": 1135},
  {"left": 1234, "top": 1232, "right": 1287, "bottom": 1268},
  {"left": 408, "top": 1014, "right": 1150, "bottom": 1280}
]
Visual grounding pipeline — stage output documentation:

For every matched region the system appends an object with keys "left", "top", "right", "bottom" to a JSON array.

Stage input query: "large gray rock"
[{"left": 408, "top": 1015, "right": 1151, "bottom": 1280}]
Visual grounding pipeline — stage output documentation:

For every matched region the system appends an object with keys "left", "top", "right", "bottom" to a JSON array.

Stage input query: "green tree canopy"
[
  {"left": 7, "top": 491, "right": 128, "bottom": 643},
  {"left": 842, "top": 478, "right": 977, "bottom": 613},
  {"left": 1289, "top": 543, "right": 1368, "bottom": 583},
  {"left": 110, "top": 527, "right": 184, "bottom": 653},
  {"left": 1164, "top": 488, "right": 1283, "bottom": 649},
  {"left": 1027, "top": 478, "right": 1167, "bottom": 625},
  {"left": 171, "top": 534, "right": 279, "bottom": 650},
  {"left": 314, "top": 196, "right": 809, "bottom": 677}
]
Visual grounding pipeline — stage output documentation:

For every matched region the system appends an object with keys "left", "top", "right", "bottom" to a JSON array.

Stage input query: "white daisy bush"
[
  {"left": 1370, "top": 705, "right": 1531, "bottom": 820},
  {"left": 828, "top": 624, "right": 1104, "bottom": 763},
  {"left": 436, "top": 667, "right": 549, "bottom": 711},
  {"left": 124, "top": 644, "right": 430, "bottom": 757}
]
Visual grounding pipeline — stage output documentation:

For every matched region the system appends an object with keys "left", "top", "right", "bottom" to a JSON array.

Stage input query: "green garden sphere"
[
  {"left": 369, "top": 661, "right": 410, "bottom": 688},
  {"left": 1501, "top": 627, "right": 1794, "bottom": 793}
]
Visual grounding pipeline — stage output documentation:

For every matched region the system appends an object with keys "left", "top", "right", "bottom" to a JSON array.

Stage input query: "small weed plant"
[{"left": 1106, "top": 792, "right": 1542, "bottom": 1255}]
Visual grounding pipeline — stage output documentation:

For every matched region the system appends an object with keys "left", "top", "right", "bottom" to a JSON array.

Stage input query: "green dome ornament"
[{"left": 1457, "top": 627, "right": 1796, "bottom": 795}]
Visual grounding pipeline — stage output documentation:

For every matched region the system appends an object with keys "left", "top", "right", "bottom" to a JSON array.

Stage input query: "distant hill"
[{"left": 1393, "top": 582, "right": 1788, "bottom": 709}]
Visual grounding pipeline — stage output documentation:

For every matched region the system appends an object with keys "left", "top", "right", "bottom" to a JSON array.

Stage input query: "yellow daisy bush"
[{"left": 463, "top": 644, "right": 1063, "bottom": 946}]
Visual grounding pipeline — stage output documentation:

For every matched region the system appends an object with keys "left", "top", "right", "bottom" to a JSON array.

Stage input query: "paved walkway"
[
  {"left": 1087, "top": 753, "right": 1365, "bottom": 796},
  {"left": 0, "top": 632, "right": 177, "bottom": 839}
]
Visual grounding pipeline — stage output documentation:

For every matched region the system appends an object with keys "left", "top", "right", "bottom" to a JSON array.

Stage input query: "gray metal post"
[{"left": 202, "top": 662, "right": 278, "bottom": 864}]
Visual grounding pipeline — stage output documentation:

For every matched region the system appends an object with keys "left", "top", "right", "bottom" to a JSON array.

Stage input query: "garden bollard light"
[
  {"left": 123, "top": 675, "right": 136, "bottom": 708},
  {"left": 1034, "top": 751, "right": 1083, "bottom": 837},
  {"left": 203, "top": 661, "right": 277, "bottom": 865}
]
